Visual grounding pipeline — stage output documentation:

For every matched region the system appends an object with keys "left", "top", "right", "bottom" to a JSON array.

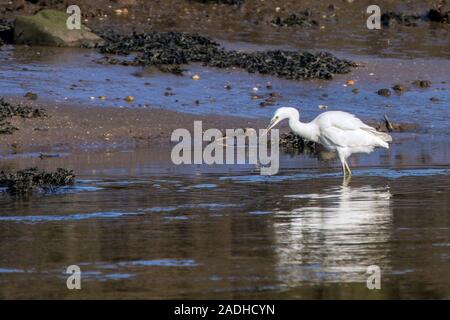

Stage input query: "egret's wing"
[
  {"left": 317, "top": 111, "right": 371, "bottom": 131},
  {"left": 318, "top": 112, "right": 378, "bottom": 148}
]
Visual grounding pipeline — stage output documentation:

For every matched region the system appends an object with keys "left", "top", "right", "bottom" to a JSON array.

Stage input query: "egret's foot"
[{"left": 342, "top": 174, "right": 352, "bottom": 186}]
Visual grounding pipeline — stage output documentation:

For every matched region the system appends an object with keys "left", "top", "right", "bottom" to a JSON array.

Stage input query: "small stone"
[
  {"left": 124, "top": 95, "right": 134, "bottom": 102},
  {"left": 351, "top": 88, "right": 359, "bottom": 94},
  {"left": 430, "top": 97, "right": 439, "bottom": 102},
  {"left": 99, "top": 95, "right": 106, "bottom": 100},
  {"left": 346, "top": 79, "right": 356, "bottom": 86},
  {"left": 377, "top": 88, "right": 391, "bottom": 97},
  {"left": 392, "top": 84, "right": 407, "bottom": 93},
  {"left": 192, "top": 74, "right": 200, "bottom": 80},
  {"left": 412, "top": 80, "right": 432, "bottom": 88},
  {"left": 24, "top": 92, "right": 38, "bottom": 100},
  {"left": 114, "top": 8, "right": 129, "bottom": 15}
]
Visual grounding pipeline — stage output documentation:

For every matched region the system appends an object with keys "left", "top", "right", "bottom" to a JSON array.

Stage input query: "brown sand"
[{"left": 0, "top": 97, "right": 264, "bottom": 156}]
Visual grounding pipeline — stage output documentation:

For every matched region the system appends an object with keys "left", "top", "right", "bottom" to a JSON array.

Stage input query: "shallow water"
[
  {"left": 0, "top": 45, "right": 449, "bottom": 134},
  {"left": 0, "top": 148, "right": 448, "bottom": 299},
  {"left": 0, "top": 34, "right": 449, "bottom": 299}
]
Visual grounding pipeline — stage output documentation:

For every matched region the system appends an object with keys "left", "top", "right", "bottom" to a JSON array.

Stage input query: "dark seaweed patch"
[
  {"left": 0, "top": 168, "right": 75, "bottom": 195},
  {"left": 0, "top": 19, "right": 14, "bottom": 45},
  {"left": 0, "top": 98, "right": 46, "bottom": 134},
  {"left": 98, "top": 31, "right": 356, "bottom": 80},
  {"left": 381, "top": 8, "right": 450, "bottom": 26},
  {"left": 270, "top": 10, "right": 319, "bottom": 28},
  {"left": 381, "top": 12, "right": 421, "bottom": 27},
  {"left": 426, "top": 7, "right": 450, "bottom": 23},
  {"left": 280, "top": 132, "right": 319, "bottom": 156}
]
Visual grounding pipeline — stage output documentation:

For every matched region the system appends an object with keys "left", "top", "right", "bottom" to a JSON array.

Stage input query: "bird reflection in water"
[{"left": 273, "top": 181, "right": 393, "bottom": 285}]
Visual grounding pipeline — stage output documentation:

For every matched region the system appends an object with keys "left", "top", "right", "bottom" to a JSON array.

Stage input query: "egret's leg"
[
  {"left": 338, "top": 152, "right": 347, "bottom": 176},
  {"left": 341, "top": 160, "right": 346, "bottom": 176},
  {"left": 344, "top": 160, "right": 352, "bottom": 175}
]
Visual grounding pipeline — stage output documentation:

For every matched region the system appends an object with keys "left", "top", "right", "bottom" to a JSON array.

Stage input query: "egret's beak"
[{"left": 266, "top": 117, "right": 281, "bottom": 132}]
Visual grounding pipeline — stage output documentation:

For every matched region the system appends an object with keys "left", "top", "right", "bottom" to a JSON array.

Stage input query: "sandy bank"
[{"left": 0, "top": 97, "right": 266, "bottom": 156}]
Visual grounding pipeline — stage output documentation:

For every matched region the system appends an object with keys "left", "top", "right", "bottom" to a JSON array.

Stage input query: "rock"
[
  {"left": 430, "top": 96, "right": 439, "bottom": 102},
  {"left": 392, "top": 84, "right": 407, "bottom": 93},
  {"left": 24, "top": 91, "right": 38, "bottom": 100},
  {"left": 279, "top": 132, "right": 319, "bottom": 156},
  {"left": 377, "top": 88, "right": 391, "bottom": 97},
  {"left": 124, "top": 95, "right": 135, "bottom": 102},
  {"left": 412, "top": 80, "right": 432, "bottom": 88},
  {"left": 14, "top": 9, "right": 105, "bottom": 47}
]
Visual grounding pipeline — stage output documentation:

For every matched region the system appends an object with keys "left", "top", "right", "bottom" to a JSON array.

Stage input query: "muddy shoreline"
[
  {"left": 0, "top": 96, "right": 267, "bottom": 156},
  {"left": 0, "top": 94, "right": 421, "bottom": 158}
]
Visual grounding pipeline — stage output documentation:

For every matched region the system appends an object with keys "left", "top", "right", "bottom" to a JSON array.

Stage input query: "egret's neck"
[{"left": 289, "top": 118, "right": 319, "bottom": 143}]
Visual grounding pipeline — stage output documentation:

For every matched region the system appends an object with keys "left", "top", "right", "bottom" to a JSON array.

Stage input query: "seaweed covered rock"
[
  {"left": 0, "top": 167, "right": 75, "bottom": 195},
  {"left": 427, "top": 6, "right": 450, "bottom": 23},
  {"left": 271, "top": 10, "right": 319, "bottom": 28},
  {"left": 0, "top": 98, "right": 46, "bottom": 135},
  {"left": 98, "top": 31, "right": 356, "bottom": 80},
  {"left": 381, "top": 12, "right": 421, "bottom": 27},
  {"left": 0, "top": 20, "right": 14, "bottom": 45},
  {"left": 279, "top": 132, "right": 319, "bottom": 155},
  {"left": 14, "top": 9, "right": 104, "bottom": 47}
]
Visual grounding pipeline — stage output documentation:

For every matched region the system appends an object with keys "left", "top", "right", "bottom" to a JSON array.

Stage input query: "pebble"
[
  {"left": 377, "top": 88, "right": 391, "bottom": 97},
  {"left": 124, "top": 95, "right": 135, "bottom": 102}
]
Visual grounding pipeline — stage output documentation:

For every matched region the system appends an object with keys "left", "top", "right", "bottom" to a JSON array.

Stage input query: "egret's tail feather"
[
  {"left": 363, "top": 127, "right": 393, "bottom": 142},
  {"left": 377, "top": 131, "right": 393, "bottom": 142}
]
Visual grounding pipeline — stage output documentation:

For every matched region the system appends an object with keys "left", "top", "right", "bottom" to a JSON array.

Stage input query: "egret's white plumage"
[{"left": 267, "top": 107, "right": 392, "bottom": 175}]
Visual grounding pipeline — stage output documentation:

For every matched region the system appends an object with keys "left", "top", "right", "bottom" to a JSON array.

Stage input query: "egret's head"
[{"left": 267, "top": 107, "right": 300, "bottom": 131}]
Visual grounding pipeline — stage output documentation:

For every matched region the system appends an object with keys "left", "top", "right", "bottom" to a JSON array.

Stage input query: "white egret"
[{"left": 267, "top": 107, "right": 392, "bottom": 175}]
